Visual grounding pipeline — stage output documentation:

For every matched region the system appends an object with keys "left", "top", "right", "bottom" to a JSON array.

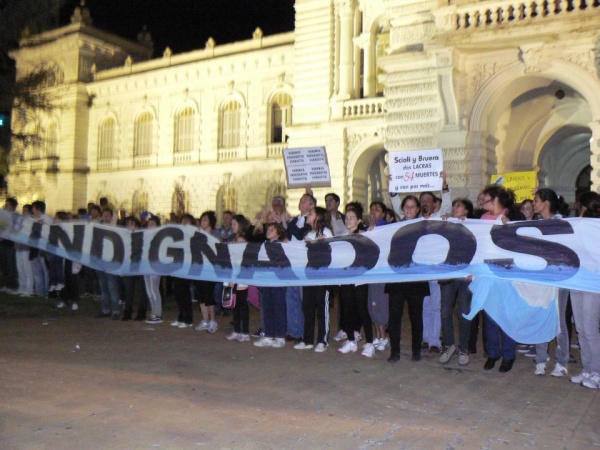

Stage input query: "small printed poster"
[
  {"left": 283, "top": 147, "right": 331, "bottom": 188},
  {"left": 491, "top": 171, "right": 537, "bottom": 203},
  {"left": 388, "top": 149, "right": 444, "bottom": 193}
]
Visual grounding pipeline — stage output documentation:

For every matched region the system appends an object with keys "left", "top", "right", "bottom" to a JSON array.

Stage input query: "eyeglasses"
[{"left": 482, "top": 199, "right": 493, "bottom": 204}]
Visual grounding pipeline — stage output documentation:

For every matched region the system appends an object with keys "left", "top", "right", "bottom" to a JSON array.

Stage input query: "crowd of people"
[{"left": 1, "top": 179, "right": 599, "bottom": 390}]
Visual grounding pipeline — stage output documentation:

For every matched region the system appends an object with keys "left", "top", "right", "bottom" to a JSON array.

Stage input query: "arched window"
[
  {"left": 98, "top": 118, "right": 116, "bottom": 160},
  {"left": 220, "top": 101, "right": 241, "bottom": 148},
  {"left": 171, "top": 185, "right": 189, "bottom": 217},
  {"left": 46, "top": 122, "right": 58, "bottom": 158},
  {"left": 134, "top": 112, "right": 153, "bottom": 156},
  {"left": 266, "top": 183, "right": 286, "bottom": 207},
  {"left": 174, "top": 107, "right": 194, "bottom": 153},
  {"left": 270, "top": 93, "right": 292, "bottom": 144},
  {"left": 216, "top": 185, "right": 237, "bottom": 221},
  {"left": 132, "top": 191, "right": 149, "bottom": 216}
]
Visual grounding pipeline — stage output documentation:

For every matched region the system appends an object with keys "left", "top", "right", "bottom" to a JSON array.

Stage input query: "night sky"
[{"left": 58, "top": 0, "right": 296, "bottom": 56}]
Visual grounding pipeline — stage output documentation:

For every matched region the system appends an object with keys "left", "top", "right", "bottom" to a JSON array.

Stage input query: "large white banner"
[{"left": 1, "top": 210, "right": 598, "bottom": 291}]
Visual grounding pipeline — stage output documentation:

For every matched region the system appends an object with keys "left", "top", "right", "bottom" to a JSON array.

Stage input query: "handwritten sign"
[
  {"left": 388, "top": 149, "right": 444, "bottom": 193},
  {"left": 491, "top": 171, "right": 537, "bottom": 203},
  {"left": 283, "top": 147, "right": 331, "bottom": 188}
]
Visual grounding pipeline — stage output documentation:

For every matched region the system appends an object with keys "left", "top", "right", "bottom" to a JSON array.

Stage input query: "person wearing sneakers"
[
  {"left": 531, "top": 189, "right": 570, "bottom": 377},
  {"left": 194, "top": 211, "right": 221, "bottom": 334},
  {"left": 294, "top": 207, "right": 333, "bottom": 353},
  {"left": 144, "top": 216, "right": 163, "bottom": 324},
  {"left": 224, "top": 215, "right": 252, "bottom": 343},
  {"left": 439, "top": 199, "right": 475, "bottom": 366},
  {"left": 171, "top": 214, "right": 196, "bottom": 329},
  {"left": 254, "top": 223, "right": 288, "bottom": 349},
  {"left": 337, "top": 204, "right": 376, "bottom": 358},
  {"left": 569, "top": 197, "right": 600, "bottom": 389},
  {"left": 386, "top": 196, "right": 429, "bottom": 363},
  {"left": 478, "top": 185, "right": 525, "bottom": 373}
]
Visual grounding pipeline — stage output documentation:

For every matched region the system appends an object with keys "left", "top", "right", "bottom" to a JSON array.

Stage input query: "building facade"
[{"left": 7, "top": 0, "right": 600, "bottom": 217}]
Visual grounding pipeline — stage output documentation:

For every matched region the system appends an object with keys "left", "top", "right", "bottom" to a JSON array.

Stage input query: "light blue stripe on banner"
[{"left": 466, "top": 275, "right": 559, "bottom": 344}]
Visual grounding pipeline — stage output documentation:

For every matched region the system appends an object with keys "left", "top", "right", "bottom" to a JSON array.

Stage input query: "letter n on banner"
[{"left": 189, "top": 232, "right": 232, "bottom": 278}]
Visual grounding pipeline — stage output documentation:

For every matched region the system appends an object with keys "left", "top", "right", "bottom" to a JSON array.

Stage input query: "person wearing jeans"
[
  {"left": 439, "top": 278, "right": 472, "bottom": 365},
  {"left": 534, "top": 288, "right": 570, "bottom": 376},
  {"left": 569, "top": 290, "right": 600, "bottom": 389},
  {"left": 483, "top": 313, "right": 517, "bottom": 372}
]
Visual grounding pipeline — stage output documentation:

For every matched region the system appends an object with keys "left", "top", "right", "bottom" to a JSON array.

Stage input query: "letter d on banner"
[{"left": 91, "top": 226, "right": 125, "bottom": 271}]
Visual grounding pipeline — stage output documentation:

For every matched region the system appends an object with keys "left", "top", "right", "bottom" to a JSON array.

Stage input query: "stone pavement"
[{"left": 0, "top": 306, "right": 598, "bottom": 449}]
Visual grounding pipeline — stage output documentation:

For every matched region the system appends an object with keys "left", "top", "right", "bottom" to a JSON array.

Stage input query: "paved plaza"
[{"left": 0, "top": 298, "right": 598, "bottom": 449}]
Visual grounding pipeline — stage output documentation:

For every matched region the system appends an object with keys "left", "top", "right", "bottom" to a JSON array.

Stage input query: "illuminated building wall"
[{"left": 7, "top": 0, "right": 600, "bottom": 217}]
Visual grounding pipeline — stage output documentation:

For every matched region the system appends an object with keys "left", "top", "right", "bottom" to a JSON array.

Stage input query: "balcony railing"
[
  {"left": 342, "top": 98, "right": 385, "bottom": 119},
  {"left": 173, "top": 152, "right": 193, "bottom": 165},
  {"left": 438, "top": 0, "right": 600, "bottom": 32},
  {"left": 267, "top": 143, "right": 287, "bottom": 158},
  {"left": 133, "top": 155, "right": 151, "bottom": 167},
  {"left": 218, "top": 147, "right": 240, "bottom": 161},
  {"left": 97, "top": 160, "right": 116, "bottom": 170}
]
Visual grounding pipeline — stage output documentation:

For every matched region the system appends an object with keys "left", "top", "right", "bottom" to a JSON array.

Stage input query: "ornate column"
[
  {"left": 589, "top": 120, "right": 600, "bottom": 192},
  {"left": 336, "top": 0, "right": 355, "bottom": 100}
]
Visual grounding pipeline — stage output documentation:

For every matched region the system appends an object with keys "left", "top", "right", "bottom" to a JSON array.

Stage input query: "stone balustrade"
[
  {"left": 342, "top": 98, "right": 385, "bottom": 119},
  {"left": 218, "top": 148, "right": 239, "bottom": 161},
  {"left": 267, "top": 143, "right": 287, "bottom": 158},
  {"left": 173, "top": 153, "right": 192, "bottom": 165},
  {"left": 440, "top": 0, "right": 599, "bottom": 31}
]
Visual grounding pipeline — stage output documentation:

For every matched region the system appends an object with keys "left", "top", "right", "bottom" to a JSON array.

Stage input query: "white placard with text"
[
  {"left": 388, "top": 149, "right": 444, "bottom": 193},
  {"left": 283, "top": 147, "right": 331, "bottom": 188}
]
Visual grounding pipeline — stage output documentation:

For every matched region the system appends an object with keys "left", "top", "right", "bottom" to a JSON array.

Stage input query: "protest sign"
[
  {"left": 282, "top": 147, "right": 331, "bottom": 188},
  {"left": 388, "top": 149, "right": 444, "bottom": 193},
  {"left": 491, "top": 171, "right": 537, "bottom": 203}
]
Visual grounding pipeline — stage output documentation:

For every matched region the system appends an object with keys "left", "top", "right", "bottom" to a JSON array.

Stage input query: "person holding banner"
[
  {"left": 254, "top": 223, "right": 288, "bottom": 349},
  {"left": 194, "top": 211, "right": 220, "bottom": 334},
  {"left": 171, "top": 214, "right": 196, "bottom": 329},
  {"left": 530, "top": 188, "right": 570, "bottom": 377},
  {"left": 95, "top": 209, "right": 122, "bottom": 320},
  {"left": 366, "top": 201, "right": 391, "bottom": 352},
  {"left": 387, "top": 196, "right": 429, "bottom": 363},
  {"left": 439, "top": 199, "right": 475, "bottom": 366},
  {"left": 337, "top": 204, "right": 376, "bottom": 357},
  {"left": 286, "top": 193, "right": 316, "bottom": 345},
  {"left": 569, "top": 197, "right": 600, "bottom": 389},
  {"left": 295, "top": 207, "right": 333, "bottom": 353},
  {"left": 144, "top": 216, "right": 163, "bottom": 324},
  {"left": 224, "top": 215, "right": 252, "bottom": 343},
  {"left": 478, "top": 185, "right": 525, "bottom": 372}
]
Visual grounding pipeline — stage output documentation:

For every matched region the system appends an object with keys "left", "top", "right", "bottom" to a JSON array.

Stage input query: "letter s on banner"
[
  {"left": 487, "top": 221, "right": 580, "bottom": 280},
  {"left": 388, "top": 221, "right": 477, "bottom": 272}
]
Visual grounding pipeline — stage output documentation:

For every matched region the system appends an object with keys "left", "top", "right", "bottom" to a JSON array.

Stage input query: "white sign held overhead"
[
  {"left": 283, "top": 147, "right": 331, "bottom": 188},
  {"left": 388, "top": 148, "right": 444, "bottom": 193}
]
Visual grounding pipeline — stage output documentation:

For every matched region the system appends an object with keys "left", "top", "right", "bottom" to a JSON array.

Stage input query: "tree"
[{"left": 0, "top": 0, "right": 65, "bottom": 176}]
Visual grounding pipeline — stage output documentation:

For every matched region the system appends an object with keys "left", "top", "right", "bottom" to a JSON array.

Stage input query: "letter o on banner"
[{"left": 388, "top": 221, "right": 476, "bottom": 272}]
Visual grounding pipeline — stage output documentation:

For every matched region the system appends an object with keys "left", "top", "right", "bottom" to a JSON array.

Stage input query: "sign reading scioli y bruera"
[{"left": 388, "top": 148, "right": 444, "bottom": 193}]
